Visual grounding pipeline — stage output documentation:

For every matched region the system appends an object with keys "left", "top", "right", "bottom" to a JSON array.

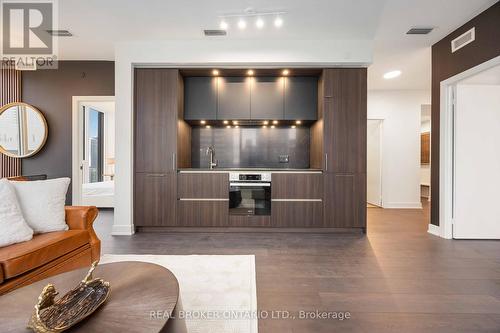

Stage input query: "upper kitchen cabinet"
[
  {"left": 284, "top": 77, "right": 318, "bottom": 120},
  {"left": 250, "top": 77, "right": 284, "bottom": 120},
  {"left": 217, "top": 77, "right": 251, "bottom": 120},
  {"left": 134, "top": 68, "right": 178, "bottom": 173},
  {"left": 323, "top": 68, "right": 367, "bottom": 174},
  {"left": 184, "top": 77, "right": 218, "bottom": 120}
]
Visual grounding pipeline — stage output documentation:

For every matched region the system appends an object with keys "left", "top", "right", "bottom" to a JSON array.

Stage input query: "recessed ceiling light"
[
  {"left": 200, "top": 120, "right": 206, "bottom": 124},
  {"left": 274, "top": 17, "right": 283, "bottom": 28},
  {"left": 247, "top": 69, "right": 254, "bottom": 76},
  {"left": 212, "top": 69, "right": 219, "bottom": 76},
  {"left": 238, "top": 19, "right": 247, "bottom": 29},
  {"left": 233, "top": 120, "right": 239, "bottom": 125},
  {"left": 295, "top": 120, "right": 301, "bottom": 125},
  {"left": 383, "top": 70, "right": 402, "bottom": 79},
  {"left": 282, "top": 69, "right": 289, "bottom": 76},
  {"left": 263, "top": 121, "right": 269, "bottom": 125},
  {"left": 223, "top": 120, "right": 228, "bottom": 124},
  {"left": 256, "top": 18, "right": 264, "bottom": 29},
  {"left": 220, "top": 21, "right": 228, "bottom": 30},
  {"left": 272, "top": 120, "right": 278, "bottom": 125}
]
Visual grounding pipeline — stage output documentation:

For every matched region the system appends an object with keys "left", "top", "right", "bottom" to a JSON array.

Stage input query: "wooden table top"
[{"left": 0, "top": 261, "right": 179, "bottom": 333}]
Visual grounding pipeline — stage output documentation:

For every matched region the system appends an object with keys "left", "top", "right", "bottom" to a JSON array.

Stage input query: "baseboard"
[
  {"left": 427, "top": 223, "right": 441, "bottom": 237},
  {"left": 383, "top": 202, "right": 423, "bottom": 209},
  {"left": 111, "top": 224, "right": 135, "bottom": 236}
]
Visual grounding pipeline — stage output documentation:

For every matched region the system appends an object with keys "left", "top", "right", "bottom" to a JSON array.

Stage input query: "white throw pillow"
[
  {"left": 0, "top": 179, "right": 34, "bottom": 247},
  {"left": 10, "top": 178, "right": 70, "bottom": 234}
]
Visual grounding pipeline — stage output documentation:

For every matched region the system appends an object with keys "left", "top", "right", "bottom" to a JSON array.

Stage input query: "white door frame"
[
  {"left": 71, "top": 96, "right": 115, "bottom": 205},
  {"left": 367, "top": 118, "right": 384, "bottom": 207},
  {"left": 433, "top": 55, "right": 500, "bottom": 239}
]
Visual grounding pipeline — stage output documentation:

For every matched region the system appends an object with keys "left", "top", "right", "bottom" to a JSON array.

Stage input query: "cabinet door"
[
  {"left": 323, "top": 69, "right": 367, "bottom": 173},
  {"left": 251, "top": 77, "right": 284, "bottom": 120},
  {"left": 177, "top": 200, "right": 228, "bottom": 226},
  {"left": 271, "top": 201, "right": 323, "bottom": 227},
  {"left": 184, "top": 77, "right": 217, "bottom": 120},
  {"left": 323, "top": 173, "right": 366, "bottom": 228},
  {"left": 134, "top": 69, "right": 178, "bottom": 173},
  {"left": 284, "top": 77, "right": 318, "bottom": 120},
  {"left": 217, "top": 77, "right": 251, "bottom": 120},
  {"left": 178, "top": 173, "right": 228, "bottom": 199},
  {"left": 271, "top": 173, "right": 323, "bottom": 199},
  {"left": 134, "top": 173, "right": 176, "bottom": 226}
]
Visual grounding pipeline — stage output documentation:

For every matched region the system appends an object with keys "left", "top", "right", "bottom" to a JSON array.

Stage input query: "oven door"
[{"left": 229, "top": 182, "right": 271, "bottom": 216}]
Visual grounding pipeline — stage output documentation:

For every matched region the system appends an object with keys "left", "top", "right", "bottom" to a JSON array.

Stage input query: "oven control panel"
[{"left": 229, "top": 172, "right": 271, "bottom": 182}]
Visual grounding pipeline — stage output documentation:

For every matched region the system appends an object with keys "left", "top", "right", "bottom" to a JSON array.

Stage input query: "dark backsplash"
[{"left": 192, "top": 127, "right": 310, "bottom": 169}]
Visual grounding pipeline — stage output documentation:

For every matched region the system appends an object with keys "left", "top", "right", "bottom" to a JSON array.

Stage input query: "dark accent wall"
[
  {"left": 22, "top": 61, "right": 114, "bottom": 202},
  {"left": 191, "top": 127, "right": 310, "bottom": 169},
  {"left": 431, "top": 2, "right": 500, "bottom": 226}
]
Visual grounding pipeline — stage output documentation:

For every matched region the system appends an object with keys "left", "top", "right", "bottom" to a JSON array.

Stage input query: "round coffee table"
[{"left": 0, "top": 261, "right": 181, "bottom": 332}]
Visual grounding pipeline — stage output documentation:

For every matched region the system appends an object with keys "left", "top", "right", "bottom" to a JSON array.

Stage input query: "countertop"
[{"left": 178, "top": 168, "right": 323, "bottom": 173}]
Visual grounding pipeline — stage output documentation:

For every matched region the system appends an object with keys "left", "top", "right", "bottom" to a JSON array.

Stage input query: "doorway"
[
  {"left": 367, "top": 119, "right": 383, "bottom": 207},
  {"left": 72, "top": 96, "right": 115, "bottom": 208}
]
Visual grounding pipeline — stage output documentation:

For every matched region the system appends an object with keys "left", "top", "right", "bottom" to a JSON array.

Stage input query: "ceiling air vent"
[
  {"left": 451, "top": 27, "right": 475, "bottom": 53},
  {"left": 406, "top": 27, "right": 434, "bottom": 35},
  {"left": 204, "top": 29, "right": 227, "bottom": 37},
  {"left": 46, "top": 30, "right": 73, "bottom": 36}
]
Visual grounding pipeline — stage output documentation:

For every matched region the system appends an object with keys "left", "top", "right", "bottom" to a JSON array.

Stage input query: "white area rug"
[{"left": 101, "top": 254, "right": 258, "bottom": 333}]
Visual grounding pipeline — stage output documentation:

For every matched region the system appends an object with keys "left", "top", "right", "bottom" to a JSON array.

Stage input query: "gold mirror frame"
[{"left": 0, "top": 102, "right": 48, "bottom": 158}]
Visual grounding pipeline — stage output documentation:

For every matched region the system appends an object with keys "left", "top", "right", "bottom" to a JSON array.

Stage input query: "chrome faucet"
[{"left": 206, "top": 146, "right": 217, "bottom": 169}]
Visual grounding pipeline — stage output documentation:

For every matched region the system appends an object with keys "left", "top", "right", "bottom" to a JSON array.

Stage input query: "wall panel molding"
[{"left": 0, "top": 64, "right": 22, "bottom": 178}]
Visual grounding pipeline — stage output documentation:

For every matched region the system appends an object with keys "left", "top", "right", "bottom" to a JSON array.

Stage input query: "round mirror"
[{"left": 0, "top": 102, "right": 48, "bottom": 158}]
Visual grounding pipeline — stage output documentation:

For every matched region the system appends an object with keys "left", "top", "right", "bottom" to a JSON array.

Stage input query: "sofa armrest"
[{"left": 65, "top": 206, "right": 100, "bottom": 262}]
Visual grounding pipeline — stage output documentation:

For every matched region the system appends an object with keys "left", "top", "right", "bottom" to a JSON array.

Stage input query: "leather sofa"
[{"left": 0, "top": 206, "right": 100, "bottom": 295}]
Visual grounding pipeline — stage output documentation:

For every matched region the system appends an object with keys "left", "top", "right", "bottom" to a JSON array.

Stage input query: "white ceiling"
[{"left": 52, "top": 0, "right": 498, "bottom": 90}]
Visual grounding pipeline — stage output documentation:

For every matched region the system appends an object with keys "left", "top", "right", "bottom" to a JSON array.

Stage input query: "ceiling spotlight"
[
  {"left": 223, "top": 120, "right": 229, "bottom": 124},
  {"left": 274, "top": 16, "right": 283, "bottom": 28},
  {"left": 256, "top": 18, "right": 264, "bottom": 29},
  {"left": 238, "top": 19, "right": 247, "bottom": 29},
  {"left": 282, "top": 69, "right": 289, "bottom": 76},
  {"left": 233, "top": 120, "right": 239, "bottom": 125},
  {"left": 263, "top": 121, "right": 269, "bottom": 125},
  {"left": 272, "top": 120, "right": 278, "bottom": 125},
  {"left": 200, "top": 120, "right": 206, "bottom": 124},
  {"left": 295, "top": 120, "right": 301, "bottom": 125},
  {"left": 247, "top": 69, "right": 254, "bottom": 76},
  {"left": 383, "top": 70, "right": 402, "bottom": 79},
  {"left": 212, "top": 69, "right": 219, "bottom": 76}
]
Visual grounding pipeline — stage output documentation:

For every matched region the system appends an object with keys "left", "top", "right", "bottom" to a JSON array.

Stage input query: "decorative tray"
[{"left": 27, "top": 261, "right": 110, "bottom": 333}]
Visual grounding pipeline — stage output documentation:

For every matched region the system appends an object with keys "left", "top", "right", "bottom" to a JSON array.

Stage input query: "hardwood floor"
[{"left": 95, "top": 201, "right": 500, "bottom": 332}]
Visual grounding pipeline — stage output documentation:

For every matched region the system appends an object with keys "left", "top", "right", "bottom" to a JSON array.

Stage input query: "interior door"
[
  {"left": 454, "top": 84, "right": 500, "bottom": 239},
  {"left": 367, "top": 120, "right": 382, "bottom": 206}
]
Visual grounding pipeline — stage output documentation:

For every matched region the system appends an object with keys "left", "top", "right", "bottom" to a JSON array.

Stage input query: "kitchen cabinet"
[
  {"left": 271, "top": 201, "right": 323, "bottom": 227},
  {"left": 250, "top": 77, "right": 284, "bottom": 120},
  {"left": 323, "top": 173, "right": 366, "bottom": 228},
  {"left": 184, "top": 77, "right": 218, "bottom": 120},
  {"left": 134, "top": 173, "right": 176, "bottom": 227},
  {"left": 177, "top": 173, "right": 228, "bottom": 199},
  {"left": 177, "top": 200, "right": 228, "bottom": 227},
  {"left": 284, "top": 77, "right": 318, "bottom": 120},
  {"left": 217, "top": 77, "right": 251, "bottom": 120},
  {"left": 134, "top": 68, "right": 182, "bottom": 227},
  {"left": 271, "top": 173, "right": 323, "bottom": 199}
]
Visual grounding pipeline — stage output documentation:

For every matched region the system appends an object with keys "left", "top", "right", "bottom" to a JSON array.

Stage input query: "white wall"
[
  {"left": 113, "top": 39, "right": 373, "bottom": 235},
  {"left": 368, "top": 90, "right": 430, "bottom": 208}
]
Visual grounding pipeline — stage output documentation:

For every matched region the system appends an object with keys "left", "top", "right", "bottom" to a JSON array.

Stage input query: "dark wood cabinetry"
[
  {"left": 134, "top": 69, "right": 184, "bottom": 227},
  {"left": 271, "top": 201, "right": 323, "bottom": 227},
  {"left": 218, "top": 77, "right": 251, "bottom": 120},
  {"left": 271, "top": 173, "right": 323, "bottom": 199},
  {"left": 177, "top": 201, "right": 228, "bottom": 227},
  {"left": 284, "top": 77, "right": 318, "bottom": 120},
  {"left": 251, "top": 77, "right": 284, "bottom": 120},
  {"left": 184, "top": 77, "right": 217, "bottom": 120},
  {"left": 177, "top": 173, "right": 228, "bottom": 198}
]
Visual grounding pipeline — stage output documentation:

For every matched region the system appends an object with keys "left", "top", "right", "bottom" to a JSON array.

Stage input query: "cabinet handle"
[
  {"left": 172, "top": 153, "right": 176, "bottom": 170},
  {"left": 325, "top": 153, "right": 328, "bottom": 171},
  {"left": 146, "top": 173, "right": 166, "bottom": 177}
]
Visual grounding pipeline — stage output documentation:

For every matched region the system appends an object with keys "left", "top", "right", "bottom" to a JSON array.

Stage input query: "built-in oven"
[{"left": 229, "top": 172, "right": 271, "bottom": 216}]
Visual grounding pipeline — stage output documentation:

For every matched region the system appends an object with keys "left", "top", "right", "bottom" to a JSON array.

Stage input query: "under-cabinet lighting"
[
  {"left": 272, "top": 120, "right": 278, "bottom": 125},
  {"left": 223, "top": 120, "right": 229, "bottom": 124},
  {"left": 212, "top": 69, "right": 219, "bottom": 76},
  {"left": 226, "top": 125, "right": 231, "bottom": 128},
  {"left": 263, "top": 120, "right": 269, "bottom": 125},
  {"left": 282, "top": 69, "right": 289, "bottom": 75},
  {"left": 295, "top": 120, "right": 301, "bottom": 125},
  {"left": 200, "top": 120, "right": 206, "bottom": 124},
  {"left": 235, "top": 125, "right": 239, "bottom": 128},
  {"left": 262, "top": 125, "right": 267, "bottom": 128},
  {"left": 247, "top": 69, "right": 254, "bottom": 76},
  {"left": 206, "top": 125, "right": 211, "bottom": 129},
  {"left": 291, "top": 125, "right": 296, "bottom": 128},
  {"left": 233, "top": 120, "right": 239, "bottom": 125},
  {"left": 271, "top": 125, "right": 275, "bottom": 129}
]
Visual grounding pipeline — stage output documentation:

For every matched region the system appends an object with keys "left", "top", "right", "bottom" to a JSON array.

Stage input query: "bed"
[{"left": 82, "top": 180, "right": 114, "bottom": 208}]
